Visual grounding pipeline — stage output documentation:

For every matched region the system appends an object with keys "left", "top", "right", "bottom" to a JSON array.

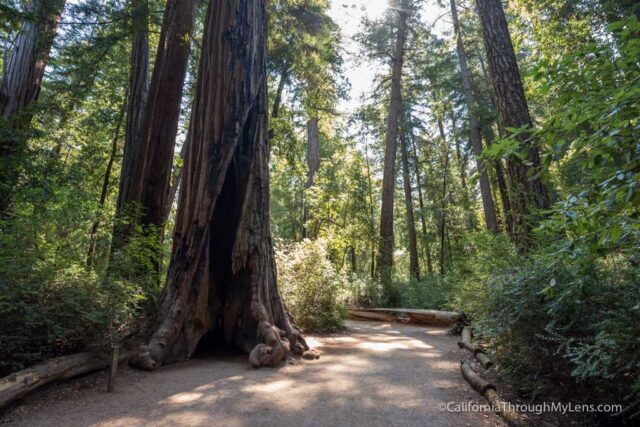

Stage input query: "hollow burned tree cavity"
[{"left": 130, "top": 0, "right": 310, "bottom": 371}]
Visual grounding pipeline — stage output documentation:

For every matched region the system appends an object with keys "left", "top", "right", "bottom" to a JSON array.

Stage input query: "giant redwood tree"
[
  {"left": 130, "top": 0, "right": 311, "bottom": 371},
  {"left": 0, "top": 0, "right": 66, "bottom": 213},
  {"left": 377, "top": 2, "right": 408, "bottom": 292},
  {"left": 476, "top": 0, "right": 550, "bottom": 251}
]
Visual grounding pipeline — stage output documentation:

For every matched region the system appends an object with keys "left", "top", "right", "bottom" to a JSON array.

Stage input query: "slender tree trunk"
[
  {"left": 364, "top": 142, "right": 376, "bottom": 280},
  {"left": 0, "top": 0, "right": 66, "bottom": 213},
  {"left": 268, "top": 65, "right": 289, "bottom": 141},
  {"left": 165, "top": 139, "right": 188, "bottom": 223},
  {"left": 302, "top": 116, "right": 320, "bottom": 239},
  {"left": 476, "top": 0, "right": 550, "bottom": 251},
  {"left": 439, "top": 136, "right": 450, "bottom": 276},
  {"left": 377, "top": 4, "right": 407, "bottom": 291},
  {"left": 87, "top": 95, "right": 127, "bottom": 268},
  {"left": 450, "top": 0, "right": 498, "bottom": 234},
  {"left": 409, "top": 133, "right": 433, "bottom": 274},
  {"left": 112, "top": 0, "right": 150, "bottom": 250},
  {"left": 400, "top": 116, "right": 420, "bottom": 280},
  {"left": 130, "top": 0, "right": 309, "bottom": 371}
]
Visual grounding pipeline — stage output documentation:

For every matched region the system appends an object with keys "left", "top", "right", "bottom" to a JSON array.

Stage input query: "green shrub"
[{"left": 276, "top": 238, "right": 348, "bottom": 333}]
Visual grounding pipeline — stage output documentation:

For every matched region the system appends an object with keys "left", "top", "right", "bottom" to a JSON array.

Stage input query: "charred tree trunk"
[
  {"left": 302, "top": 116, "right": 320, "bottom": 239},
  {"left": 130, "top": 0, "right": 309, "bottom": 371},
  {"left": 377, "top": 5, "right": 407, "bottom": 289},
  {"left": 450, "top": 0, "right": 498, "bottom": 234},
  {"left": 476, "top": 0, "right": 550, "bottom": 251},
  {"left": 0, "top": 0, "right": 66, "bottom": 213},
  {"left": 400, "top": 116, "right": 420, "bottom": 280}
]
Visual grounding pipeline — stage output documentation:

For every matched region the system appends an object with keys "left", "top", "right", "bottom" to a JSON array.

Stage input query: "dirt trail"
[{"left": 3, "top": 321, "right": 505, "bottom": 426}]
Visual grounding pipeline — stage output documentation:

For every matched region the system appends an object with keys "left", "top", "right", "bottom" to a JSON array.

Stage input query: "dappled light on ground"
[{"left": 7, "top": 321, "right": 505, "bottom": 427}]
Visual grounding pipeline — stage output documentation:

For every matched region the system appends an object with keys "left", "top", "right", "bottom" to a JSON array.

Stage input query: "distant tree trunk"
[
  {"left": 409, "top": 133, "right": 433, "bottom": 275},
  {"left": 450, "top": 0, "right": 498, "bottom": 234},
  {"left": 476, "top": 0, "right": 550, "bottom": 251},
  {"left": 439, "top": 134, "right": 450, "bottom": 276},
  {"left": 400, "top": 116, "right": 420, "bottom": 280},
  {"left": 268, "top": 65, "right": 289, "bottom": 140},
  {"left": 364, "top": 142, "right": 377, "bottom": 280},
  {"left": 87, "top": 95, "right": 127, "bottom": 268},
  {"left": 165, "top": 139, "right": 188, "bottom": 222},
  {"left": 112, "top": 0, "right": 150, "bottom": 250},
  {"left": 377, "top": 5, "right": 407, "bottom": 291},
  {"left": 130, "top": 0, "right": 309, "bottom": 371},
  {"left": 0, "top": 0, "right": 66, "bottom": 213},
  {"left": 449, "top": 113, "right": 476, "bottom": 231},
  {"left": 302, "top": 116, "right": 320, "bottom": 239}
]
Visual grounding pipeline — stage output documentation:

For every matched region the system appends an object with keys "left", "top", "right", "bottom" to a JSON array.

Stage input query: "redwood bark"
[
  {"left": 377, "top": 4, "right": 407, "bottom": 289},
  {"left": 0, "top": 0, "right": 66, "bottom": 212},
  {"left": 400, "top": 118, "right": 420, "bottom": 280},
  {"left": 302, "top": 116, "right": 320, "bottom": 239},
  {"left": 476, "top": 0, "right": 550, "bottom": 251},
  {"left": 112, "top": 0, "right": 150, "bottom": 249},
  {"left": 130, "top": 0, "right": 308, "bottom": 370},
  {"left": 450, "top": 0, "right": 498, "bottom": 234}
]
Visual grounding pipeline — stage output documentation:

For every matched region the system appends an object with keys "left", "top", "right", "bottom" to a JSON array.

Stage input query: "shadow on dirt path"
[{"left": 3, "top": 320, "right": 505, "bottom": 426}]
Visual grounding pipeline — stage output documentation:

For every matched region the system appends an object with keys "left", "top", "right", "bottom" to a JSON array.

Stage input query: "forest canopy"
[{"left": 0, "top": 0, "right": 639, "bottom": 422}]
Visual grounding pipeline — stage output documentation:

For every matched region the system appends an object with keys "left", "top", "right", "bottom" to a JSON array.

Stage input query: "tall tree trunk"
[
  {"left": 377, "top": 4, "right": 407, "bottom": 291},
  {"left": 450, "top": 0, "right": 498, "bottom": 234},
  {"left": 479, "top": 54, "right": 514, "bottom": 236},
  {"left": 439, "top": 134, "right": 450, "bottom": 276},
  {"left": 130, "top": 0, "right": 309, "bottom": 371},
  {"left": 268, "top": 65, "right": 289, "bottom": 140},
  {"left": 302, "top": 116, "right": 320, "bottom": 239},
  {"left": 0, "top": 0, "right": 66, "bottom": 213},
  {"left": 87, "top": 95, "right": 127, "bottom": 268},
  {"left": 409, "top": 133, "right": 433, "bottom": 274},
  {"left": 165, "top": 139, "right": 188, "bottom": 223},
  {"left": 476, "top": 0, "right": 550, "bottom": 251},
  {"left": 364, "top": 142, "right": 377, "bottom": 280},
  {"left": 400, "top": 116, "right": 420, "bottom": 280},
  {"left": 112, "top": 0, "right": 150, "bottom": 250}
]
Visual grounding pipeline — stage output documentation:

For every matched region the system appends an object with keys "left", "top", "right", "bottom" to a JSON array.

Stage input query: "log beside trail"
[
  {"left": 458, "top": 326, "right": 494, "bottom": 369},
  {"left": 460, "top": 361, "right": 524, "bottom": 426},
  {"left": 348, "top": 308, "right": 460, "bottom": 326},
  {"left": 0, "top": 351, "right": 129, "bottom": 410}
]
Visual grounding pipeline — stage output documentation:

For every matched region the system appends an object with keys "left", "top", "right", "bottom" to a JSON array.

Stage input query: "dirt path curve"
[{"left": 4, "top": 320, "right": 505, "bottom": 426}]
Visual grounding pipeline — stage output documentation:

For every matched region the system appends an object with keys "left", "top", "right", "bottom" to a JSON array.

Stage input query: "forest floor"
[{"left": 2, "top": 321, "right": 511, "bottom": 426}]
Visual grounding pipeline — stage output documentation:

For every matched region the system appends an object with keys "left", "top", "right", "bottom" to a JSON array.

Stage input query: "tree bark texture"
[
  {"left": 377, "top": 5, "right": 407, "bottom": 289},
  {"left": 400, "top": 121, "right": 420, "bottom": 280},
  {"left": 450, "top": 0, "right": 498, "bottom": 234},
  {"left": 302, "top": 116, "right": 320, "bottom": 239},
  {"left": 130, "top": 0, "right": 309, "bottom": 371},
  {"left": 112, "top": 0, "right": 150, "bottom": 247},
  {"left": 476, "top": 0, "right": 550, "bottom": 251},
  {"left": 0, "top": 0, "right": 66, "bottom": 213}
]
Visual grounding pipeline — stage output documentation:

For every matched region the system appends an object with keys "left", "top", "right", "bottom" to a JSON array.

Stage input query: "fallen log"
[
  {"left": 458, "top": 326, "right": 493, "bottom": 369},
  {"left": 476, "top": 352, "right": 494, "bottom": 369},
  {"left": 0, "top": 351, "right": 128, "bottom": 409},
  {"left": 460, "top": 361, "right": 494, "bottom": 394},
  {"left": 348, "top": 308, "right": 460, "bottom": 326},
  {"left": 460, "top": 361, "right": 525, "bottom": 426}
]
